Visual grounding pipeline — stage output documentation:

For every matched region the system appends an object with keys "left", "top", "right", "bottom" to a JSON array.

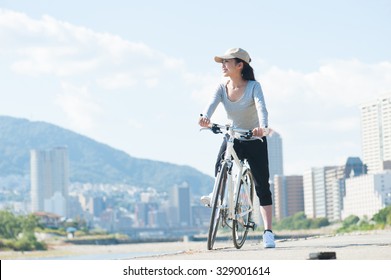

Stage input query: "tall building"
[
  {"left": 304, "top": 158, "right": 366, "bottom": 221},
  {"left": 265, "top": 131, "right": 284, "bottom": 220},
  {"left": 84, "top": 196, "right": 106, "bottom": 217},
  {"left": 267, "top": 131, "right": 284, "bottom": 179},
  {"left": 305, "top": 166, "right": 337, "bottom": 219},
  {"left": 134, "top": 202, "right": 158, "bottom": 227},
  {"left": 303, "top": 168, "right": 315, "bottom": 219},
  {"left": 30, "top": 147, "right": 69, "bottom": 217},
  {"left": 274, "top": 175, "right": 304, "bottom": 221},
  {"left": 343, "top": 171, "right": 391, "bottom": 219},
  {"left": 170, "top": 183, "right": 191, "bottom": 227},
  {"left": 361, "top": 93, "right": 391, "bottom": 173}
]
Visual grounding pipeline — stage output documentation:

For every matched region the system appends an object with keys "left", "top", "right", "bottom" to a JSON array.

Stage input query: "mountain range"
[{"left": 0, "top": 116, "right": 213, "bottom": 195}]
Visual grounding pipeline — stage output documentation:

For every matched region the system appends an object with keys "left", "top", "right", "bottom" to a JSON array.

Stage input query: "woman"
[{"left": 198, "top": 47, "right": 275, "bottom": 248}]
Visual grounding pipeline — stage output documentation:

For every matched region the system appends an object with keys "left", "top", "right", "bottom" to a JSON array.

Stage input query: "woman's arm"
[
  {"left": 199, "top": 84, "right": 224, "bottom": 126},
  {"left": 253, "top": 82, "right": 268, "bottom": 128}
]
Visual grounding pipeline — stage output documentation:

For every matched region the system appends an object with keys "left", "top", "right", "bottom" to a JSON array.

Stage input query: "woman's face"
[{"left": 221, "top": 59, "right": 242, "bottom": 77}]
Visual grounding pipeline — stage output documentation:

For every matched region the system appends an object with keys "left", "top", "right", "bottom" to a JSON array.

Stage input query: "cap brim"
[{"left": 214, "top": 54, "right": 235, "bottom": 63}]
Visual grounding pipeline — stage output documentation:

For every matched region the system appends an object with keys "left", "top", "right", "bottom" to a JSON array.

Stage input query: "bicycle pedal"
[{"left": 245, "top": 221, "right": 256, "bottom": 230}]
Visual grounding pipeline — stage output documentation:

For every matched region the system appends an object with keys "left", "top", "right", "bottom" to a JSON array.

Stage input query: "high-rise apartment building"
[
  {"left": 304, "top": 166, "right": 337, "bottom": 219},
  {"left": 267, "top": 131, "right": 284, "bottom": 179},
  {"left": 361, "top": 93, "right": 391, "bottom": 173},
  {"left": 304, "top": 158, "right": 366, "bottom": 221},
  {"left": 170, "top": 183, "right": 191, "bottom": 227},
  {"left": 274, "top": 175, "right": 304, "bottom": 221},
  {"left": 343, "top": 171, "right": 391, "bottom": 219},
  {"left": 30, "top": 147, "right": 69, "bottom": 217},
  {"left": 264, "top": 131, "right": 284, "bottom": 220}
]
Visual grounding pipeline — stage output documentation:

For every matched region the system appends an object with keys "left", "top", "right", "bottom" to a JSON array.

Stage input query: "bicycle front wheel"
[
  {"left": 232, "top": 168, "right": 254, "bottom": 249},
  {"left": 207, "top": 162, "right": 228, "bottom": 250}
]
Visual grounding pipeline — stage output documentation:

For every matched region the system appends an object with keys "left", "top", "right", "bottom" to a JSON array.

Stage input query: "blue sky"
[{"left": 1, "top": 0, "right": 391, "bottom": 176}]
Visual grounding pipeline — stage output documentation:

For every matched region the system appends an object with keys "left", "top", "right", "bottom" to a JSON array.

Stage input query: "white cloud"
[
  {"left": 0, "top": 9, "right": 184, "bottom": 83},
  {"left": 97, "top": 72, "right": 138, "bottom": 90},
  {"left": 260, "top": 59, "right": 391, "bottom": 131},
  {"left": 252, "top": 59, "right": 391, "bottom": 173},
  {"left": 0, "top": 9, "right": 188, "bottom": 129},
  {"left": 11, "top": 46, "right": 100, "bottom": 76},
  {"left": 262, "top": 59, "right": 391, "bottom": 108},
  {"left": 55, "top": 82, "right": 102, "bottom": 132}
]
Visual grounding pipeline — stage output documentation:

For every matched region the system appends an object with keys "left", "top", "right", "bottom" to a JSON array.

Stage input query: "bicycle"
[{"left": 201, "top": 121, "right": 261, "bottom": 250}]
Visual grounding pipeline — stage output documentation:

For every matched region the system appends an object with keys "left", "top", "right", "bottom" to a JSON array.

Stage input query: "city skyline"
[
  {"left": 1, "top": 1, "right": 391, "bottom": 177},
  {"left": 4, "top": 94, "right": 391, "bottom": 225}
]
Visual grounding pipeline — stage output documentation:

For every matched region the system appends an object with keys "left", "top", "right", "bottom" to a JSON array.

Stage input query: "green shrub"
[
  {"left": 12, "top": 238, "right": 34, "bottom": 251},
  {"left": 311, "top": 217, "right": 330, "bottom": 228},
  {"left": 342, "top": 215, "right": 360, "bottom": 227},
  {"left": 274, "top": 212, "right": 330, "bottom": 230},
  {"left": 372, "top": 206, "right": 391, "bottom": 225},
  {"left": 5, "top": 236, "right": 47, "bottom": 251}
]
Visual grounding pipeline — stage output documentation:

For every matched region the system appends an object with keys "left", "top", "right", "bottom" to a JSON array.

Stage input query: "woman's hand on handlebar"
[
  {"left": 252, "top": 127, "right": 270, "bottom": 137},
  {"left": 199, "top": 115, "right": 210, "bottom": 128}
]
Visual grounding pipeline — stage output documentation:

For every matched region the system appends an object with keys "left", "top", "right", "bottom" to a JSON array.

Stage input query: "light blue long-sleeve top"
[{"left": 203, "top": 80, "right": 268, "bottom": 130}]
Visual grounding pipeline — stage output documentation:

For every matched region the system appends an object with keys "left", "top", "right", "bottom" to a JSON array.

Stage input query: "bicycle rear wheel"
[
  {"left": 232, "top": 168, "right": 254, "bottom": 249},
  {"left": 207, "top": 162, "right": 228, "bottom": 250}
]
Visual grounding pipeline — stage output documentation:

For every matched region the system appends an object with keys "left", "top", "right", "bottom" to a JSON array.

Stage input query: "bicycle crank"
[{"left": 244, "top": 221, "right": 256, "bottom": 230}]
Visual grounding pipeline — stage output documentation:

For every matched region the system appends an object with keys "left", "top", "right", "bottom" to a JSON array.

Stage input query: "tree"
[
  {"left": 0, "top": 210, "right": 47, "bottom": 251},
  {"left": 274, "top": 211, "right": 330, "bottom": 230},
  {"left": 0, "top": 210, "right": 22, "bottom": 239},
  {"left": 21, "top": 214, "right": 40, "bottom": 239}
]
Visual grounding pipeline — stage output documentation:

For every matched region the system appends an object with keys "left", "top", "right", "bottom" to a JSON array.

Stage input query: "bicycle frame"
[
  {"left": 210, "top": 126, "right": 254, "bottom": 223},
  {"left": 201, "top": 121, "right": 260, "bottom": 249}
]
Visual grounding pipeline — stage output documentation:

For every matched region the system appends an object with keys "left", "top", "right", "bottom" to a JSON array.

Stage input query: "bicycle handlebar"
[
  {"left": 199, "top": 114, "right": 268, "bottom": 140},
  {"left": 200, "top": 122, "right": 261, "bottom": 140}
]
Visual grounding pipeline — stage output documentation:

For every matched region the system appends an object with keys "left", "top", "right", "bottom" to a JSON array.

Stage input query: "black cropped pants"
[{"left": 214, "top": 136, "right": 272, "bottom": 206}]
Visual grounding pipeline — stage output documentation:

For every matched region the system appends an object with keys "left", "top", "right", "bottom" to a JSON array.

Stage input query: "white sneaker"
[
  {"left": 200, "top": 193, "right": 212, "bottom": 207},
  {"left": 263, "top": 231, "right": 276, "bottom": 248}
]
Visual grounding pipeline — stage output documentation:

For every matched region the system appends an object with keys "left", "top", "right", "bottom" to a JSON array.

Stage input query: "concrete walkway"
[{"left": 137, "top": 229, "right": 391, "bottom": 260}]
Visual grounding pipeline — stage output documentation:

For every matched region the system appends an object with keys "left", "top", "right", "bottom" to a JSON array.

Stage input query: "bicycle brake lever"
[
  {"left": 240, "top": 131, "right": 253, "bottom": 139},
  {"left": 211, "top": 124, "right": 222, "bottom": 134}
]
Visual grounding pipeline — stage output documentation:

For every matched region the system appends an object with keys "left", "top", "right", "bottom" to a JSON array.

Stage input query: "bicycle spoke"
[
  {"left": 232, "top": 169, "right": 254, "bottom": 249},
  {"left": 207, "top": 163, "right": 228, "bottom": 250}
]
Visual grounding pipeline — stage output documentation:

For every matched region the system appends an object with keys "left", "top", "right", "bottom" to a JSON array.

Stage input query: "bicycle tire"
[
  {"left": 232, "top": 168, "right": 254, "bottom": 249},
  {"left": 207, "top": 162, "right": 228, "bottom": 250}
]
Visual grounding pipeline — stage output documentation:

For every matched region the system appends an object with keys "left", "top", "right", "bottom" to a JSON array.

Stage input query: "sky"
[{"left": 1, "top": 0, "right": 391, "bottom": 177}]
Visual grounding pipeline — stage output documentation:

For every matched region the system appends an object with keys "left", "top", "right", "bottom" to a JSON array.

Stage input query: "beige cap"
[{"left": 214, "top": 48, "right": 251, "bottom": 64}]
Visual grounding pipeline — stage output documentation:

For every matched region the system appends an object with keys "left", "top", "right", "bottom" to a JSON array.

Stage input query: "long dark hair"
[{"left": 234, "top": 58, "right": 256, "bottom": 81}]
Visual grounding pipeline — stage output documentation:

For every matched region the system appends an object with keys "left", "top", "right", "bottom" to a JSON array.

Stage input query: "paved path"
[
  {"left": 2, "top": 230, "right": 390, "bottom": 280},
  {"left": 137, "top": 229, "right": 391, "bottom": 260}
]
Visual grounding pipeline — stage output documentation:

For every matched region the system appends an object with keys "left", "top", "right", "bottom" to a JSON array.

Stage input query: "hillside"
[{"left": 0, "top": 116, "right": 212, "bottom": 195}]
